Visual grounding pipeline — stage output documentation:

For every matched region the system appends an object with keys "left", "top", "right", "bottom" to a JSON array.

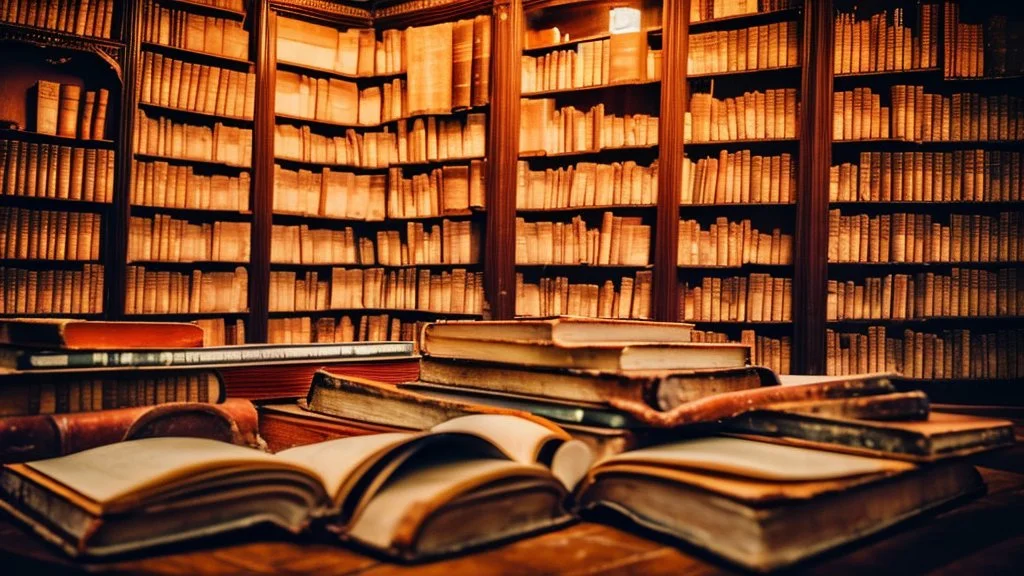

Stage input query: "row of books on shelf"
[
  {"left": 517, "top": 160, "right": 658, "bottom": 210},
  {"left": 689, "top": 328, "right": 792, "bottom": 374},
  {"left": 0, "top": 264, "right": 104, "bottom": 315},
  {"left": 386, "top": 164, "right": 485, "bottom": 218},
  {"left": 520, "top": 33, "right": 660, "bottom": 94},
  {"left": 266, "top": 314, "right": 416, "bottom": 345},
  {"left": 34, "top": 82, "right": 109, "bottom": 140},
  {"left": 194, "top": 316, "right": 246, "bottom": 346},
  {"left": 140, "top": 52, "right": 256, "bottom": 119},
  {"left": 826, "top": 326, "right": 1023, "bottom": 379},
  {"left": 681, "top": 151, "right": 795, "bottom": 205},
  {"left": 401, "top": 17, "right": 492, "bottom": 113},
  {"left": 130, "top": 159, "right": 250, "bottom": 211},
  {"left": 678, "top": 218, "right": 793, "bottom": 266},
  {"left": 133, "top": 110, "right": 253, "bottom": 167},
  {"left": 272, "top": 166, "right": 384, "bottom": 220},
  {"left": 269, "top": 220, "right": 479, "bottom": 266},
  {"left": 944, "top": 3, "right": 1024, "bottom": 78},
  {"left": 515, "top": 214, "right": 651, "bottom": 266},
  {"left": 679, "top": 274, "right": 792, "bottom": 323},
  {"left": 269, "top": 271, "right": 328, "bottom": 313},
  {"left": 689, "top": 0, "right": 800, "bottom": 23},
  {"left": 140, "top": 0, "right": 249, "bottom": 60},
  {"left": 519, "top": 101, "right": 659, "bottom": 155},
  {"left": 685, "top": 89, "right": 799, "bottom": 143},
  {"left": 833, "top": 6, "right": 940, "bottom": 75},
  {"left": 276, "top": 17, "right": 405, "bottom": 78},
  {"left": 125, "top": 265, "right": 247, "bottom": 314},
  {"left": 275, "top": 72, "right": 404, "bottom": 126},
  {"left": 1, "top": 140, "right": 115, "bottom": 202},
  {"left": 834, "top": 87, "right": 1023, "bottom": 143},
  {"left": 327, "top": 267, "right": 484, "bottom": 314},
  {"left": 827, "top": 210, "right": 1023, "bottom": 263},
  {"left": 128, "top": 216, "right": 250, "bottom": 263},
  {"left": 0, "top": 206, "right": 100, "bottom": 260},
  {"left": 274, "top": 112, "right": 486, "bottom": 167},
  {"left": 515, "top": 271, "right": 652, "bottom": 320},
  {"left": 1, "top": 0, "right": 115, "bottom": 39},
  {"left": 688, "top": 21, "right": 799, "bottom": 75},
  {"left": 827, "top": 267, "right": 1022, "bottom": 321},
  {"left": 830, "top": 150, "right": 1022, "bottom": 203}
]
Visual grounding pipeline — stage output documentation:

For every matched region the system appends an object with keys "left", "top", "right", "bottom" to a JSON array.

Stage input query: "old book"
[
  {"left": 34, "top": 80, "right": 61, "bottom": 135},
  {"left": 451, "top": 18, "right": 474, "bottom": 109},
  {"left": 727, "top": 411, "right": 1015, "bottom": 462},
  {"left": 0, "top": 319, "right": 203, "bottom": 350},
  {"left": 0, "top": 414, "right": 582, "bottom": 559},
  {"left": 56, "top": 84, "right": 81, "bottom": 138},
  {"left": 406, "top": 21, "right": 453, "bottom": 115},
  {"left": 258, "top": 402, "right": 408, "bottom": 452},
  {"left": 424, "top": 317, "right": 693, "bottom": 345},
  {"left": 420, "top": 357, "right": 773, "bottom": 409},
  {"left": 576, "top": 436, "right": 983, "bottom": 572},
  {"left": 0, "top": 398, "right": 260, "bottom": 463}
]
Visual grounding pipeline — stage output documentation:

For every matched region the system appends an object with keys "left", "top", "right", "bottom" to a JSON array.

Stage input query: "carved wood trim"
[
  {"left": 654, "top": 0, "right": 687, "bottom": 322},
  {"left": 268, "top": 0, "right": 373, "bottom": 27},
  {"left": 794, "top": 0, "right": 833, "bottom": 374},
  {"left": 374, "top": 0, "right": 492, "bottom": 28}
]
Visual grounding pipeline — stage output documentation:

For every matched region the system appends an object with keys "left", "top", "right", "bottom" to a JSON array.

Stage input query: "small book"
[
  {"left": 0, "top": 414, "right": 587, "bottom": 559},
  {"left": 575, "top": 436, "right": 984, "bottom": 572},
  {"left": 0, "top": 319, "right": 204, "bottom": 350}
]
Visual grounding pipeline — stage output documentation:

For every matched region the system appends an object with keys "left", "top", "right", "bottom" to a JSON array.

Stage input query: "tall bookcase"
[{"left": 2, "top": 0, "right": 1023, "bottom": 402}]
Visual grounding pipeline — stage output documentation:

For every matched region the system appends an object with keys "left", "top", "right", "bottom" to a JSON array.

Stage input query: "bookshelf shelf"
[
  {"left": 680, "top": 202, "right": 797, "bottom": 210},
  {"left": 0, "top": 21, "right": 124, "bottom": 53},
  {"left": 134, "top": 153, "right": 251, "bottom": 172},
  {"left": 0, "top": 259, "right": 102, "bottom": 268},
  {"left": 276, "top": 60, "right": 405, "bottom": 83},
  {"left": 833, "top": 68, "right": 942, "bottom": 80},
  {"left": 0, "top": 195, "right": 111, "bottom": 211},
  {"left": 141, "top": 42, "right": 253, "bottom": 71},
  {"left": 943, "top": 74, "right": 1024, "bottom": 83},
  {"left": 127, "top": 260, "right": 251, "bottom": 268},
  {"left": 138, "top": 102, "right": 254, "bottom": 127},
  {"left": 832, "top": 139, "right": 1024, "bottom": 151},
  {"left": 270, "top": 262, "right": 482, "bottom": 270},
  {"left": 131, "top": 205, "right": 252, "bottom": 219},
  {"left": 124, "top": 311, "right": 250, "bottom": 319},
  {"left": 827, "top": 261, "right": 1024, "bottom": 269},
  {"left": 0, "top": 128, "right": 115, "bottom": 148},
  {"left": 157, "top": 0, "right": 247, "bottom": 20},
  {"left": 683, "top": 138, "right": 799, "bottom": 150},
  {"left": 516, "top": 264, "right": 654, "bottom": 270},
  {"left": 387, "top": 210, "right": 485, "bottom": 222},
  {"left": 268, "top": 309, "right": 484, "bottom": 319},
  {"left": 688, "top": 7, "right": 803, "bottom": 32},
  {"left": 517, "top": 204, "right": 656, "bottom": 214},
  {"left": 678, "top": 263, "right": 792, "bottom": 271},
  {"left": 829, "top": 201, "right": 1024, "bottom": 209},
  {"left": 274, "top": 113, "right": 375, "bottom": 131},
  {"left": 273, "top": 157, "right": 388, "bottom": 173},
  {"left": 521, "top": 80, "right": 661, "bottom": 99},
  {"left": 827, "top": 316, "right": 1024, "bottom": 326},
  {"left": 272, "top": 212, "right": 382, "bottom": 225},
  {"left": 390, "top": 157, "right": 486, "bottom": 169},
  {"left": 0, "top": 312, "right": 104, "bottom": 319},
  {"left": 519, "top": 145, "right": 658, "bottom": 164},
  {"left": 687, "top": 65, "right": 801, "bottom": 81},
  {"left": 382, "top": 105, "right": 490, "bottom": 126},
  {"left": 686, "top": 320, "right": 793, "bottom": 326}
]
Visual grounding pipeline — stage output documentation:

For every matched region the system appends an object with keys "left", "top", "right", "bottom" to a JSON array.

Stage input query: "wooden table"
[{"left": 2, "top": 445, "right": 1022, "bottom": 575}]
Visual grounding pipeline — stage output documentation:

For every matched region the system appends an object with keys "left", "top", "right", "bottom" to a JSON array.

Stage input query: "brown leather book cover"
[
  {"left": 0, "top": 399, "right": 260, "bottom": 463},
  {"left": 0, "top": 319, "right": 204, "bottom": 349}
]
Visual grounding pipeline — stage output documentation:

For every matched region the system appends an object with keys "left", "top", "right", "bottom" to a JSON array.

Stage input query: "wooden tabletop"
[{"left": 1, "top": 445, "right": 1022, "bottom": 576}]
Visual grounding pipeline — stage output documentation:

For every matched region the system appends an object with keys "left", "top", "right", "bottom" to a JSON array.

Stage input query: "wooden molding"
[
  {"left": 250, "top": 3, "right": 277, "bottom": 342},
  {"left": 268, "top": 0, "right": 373, "bottom": 27}
]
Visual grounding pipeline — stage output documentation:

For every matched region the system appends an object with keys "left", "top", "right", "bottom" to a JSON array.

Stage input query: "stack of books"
[{"left": 0, "top": 317, "right": 1014, "bottom": 572}]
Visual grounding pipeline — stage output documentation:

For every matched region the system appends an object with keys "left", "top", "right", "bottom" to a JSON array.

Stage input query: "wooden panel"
[
  {"left": 249, "top": 3, "right": 277, "bottom": 343},
  {"left": 794, "top": 0, "right": 833, "bottom": 374}
]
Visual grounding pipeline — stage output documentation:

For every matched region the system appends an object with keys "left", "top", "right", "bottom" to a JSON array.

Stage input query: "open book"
[{"left": 0, "top": 415, "right": 591, "bottom": 559}]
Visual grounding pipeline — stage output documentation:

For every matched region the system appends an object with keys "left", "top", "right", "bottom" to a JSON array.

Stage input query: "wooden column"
[
  {"left": 794, "top": 0, "right": 833, "bottom": 374},
  {"left": 485, "top": 0, "right": 521, "bottom": 320},
  {"left": 653, "top": 0, "right": 689, "bottom": 322},
  {"left": 249, "top": 2, "right": 275, "bottom": 343},
  {"left": 109, "top": 1, "right": 141, "bottom": 319}
]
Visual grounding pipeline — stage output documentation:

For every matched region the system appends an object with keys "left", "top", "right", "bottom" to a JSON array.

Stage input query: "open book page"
[
  {"left": 346, "top": 459, "right": 550, "bottom": 550},
  {"left": 275, "top": 433, "right": 419, "bottom": 498},
  {"left": 595, "top": 437, "right": 907, "bottom": 481},
  {"left": 24, "top": 438, "right": 284, "bottom": 505},
  {"left": 431, "top": 415, "right": 592, "bottom": 489}
]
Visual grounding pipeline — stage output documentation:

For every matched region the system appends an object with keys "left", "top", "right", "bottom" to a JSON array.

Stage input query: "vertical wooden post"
[
  {"left": 654, "top": 0, "right": 689, "bottom": 322},
  {"left": 249, "top": 2, "right": 275, "bottom": 342},
  {"left": 794, "top": 0, "right": 834, "bottom": 374},
  {"left": 485, "top": 0, "right": 522, "bottom": 320}
]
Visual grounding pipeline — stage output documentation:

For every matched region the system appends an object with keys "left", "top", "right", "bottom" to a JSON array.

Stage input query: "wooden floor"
[{"left": 1, "top": 445, "right": 1022, "bottom": 575}]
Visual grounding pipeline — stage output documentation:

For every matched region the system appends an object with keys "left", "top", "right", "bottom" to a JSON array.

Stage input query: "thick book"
[
  {"left": 419, "top": 357, "right": 773, "bottom": 409},
  {"left": 726, "top": 411, "right": 1015, "bottom": 462},
  {"left": 0, "top": 399, "right": 260, "bottom": 463},
  {"left": 423, "top": 317, "right": 693, "bottom": 345},
  {"left": 0, "top": 319, "right": 204, "bottom": 350},
  {"left": 218, "top": 355, "right": 421, "bottom": 400},
  {"left": 0, "top": 414, "right": 585, "bottom": 558},
  {"left": 1, "top": 341, "right": 414, "bottom": 371},
  {"left": 576, "top": 436, "right": 984, "bottom": 572}
]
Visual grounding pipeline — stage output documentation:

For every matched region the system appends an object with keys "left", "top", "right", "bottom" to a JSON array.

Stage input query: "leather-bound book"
[{"left": 0, "top": 399, "right": 260, "bottom": 463}]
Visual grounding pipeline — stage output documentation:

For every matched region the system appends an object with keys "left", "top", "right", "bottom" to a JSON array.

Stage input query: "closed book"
[
  {"left": 34, "top": 80, "right": 61, "bottom": 135},
  {"left": 0, "top": 319, "right": 203, "bottom": 350},
  {"left": 56, "top": 84, "right": 81, "bottom": 138}
]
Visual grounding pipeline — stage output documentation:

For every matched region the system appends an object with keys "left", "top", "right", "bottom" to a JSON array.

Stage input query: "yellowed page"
[
  {"left": 26, "top": 438, "right": 286, "bottom": 505},
  {"left": 430, "top": 414, "right": 560, "bottom": 464},
  {"left": 598, "top": 437, "right": 900, "bottom": 481},
  {"left": 276, "top": 433, "right": 419, "bottom": 497}
]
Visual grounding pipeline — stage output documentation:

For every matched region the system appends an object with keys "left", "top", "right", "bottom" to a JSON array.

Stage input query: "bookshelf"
[
  {"left": 825, "top": 0, "right": 1024, "bottom": 387},
  {"left": 4, "top": 0, "right": 1024, "bottom": 400}
]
